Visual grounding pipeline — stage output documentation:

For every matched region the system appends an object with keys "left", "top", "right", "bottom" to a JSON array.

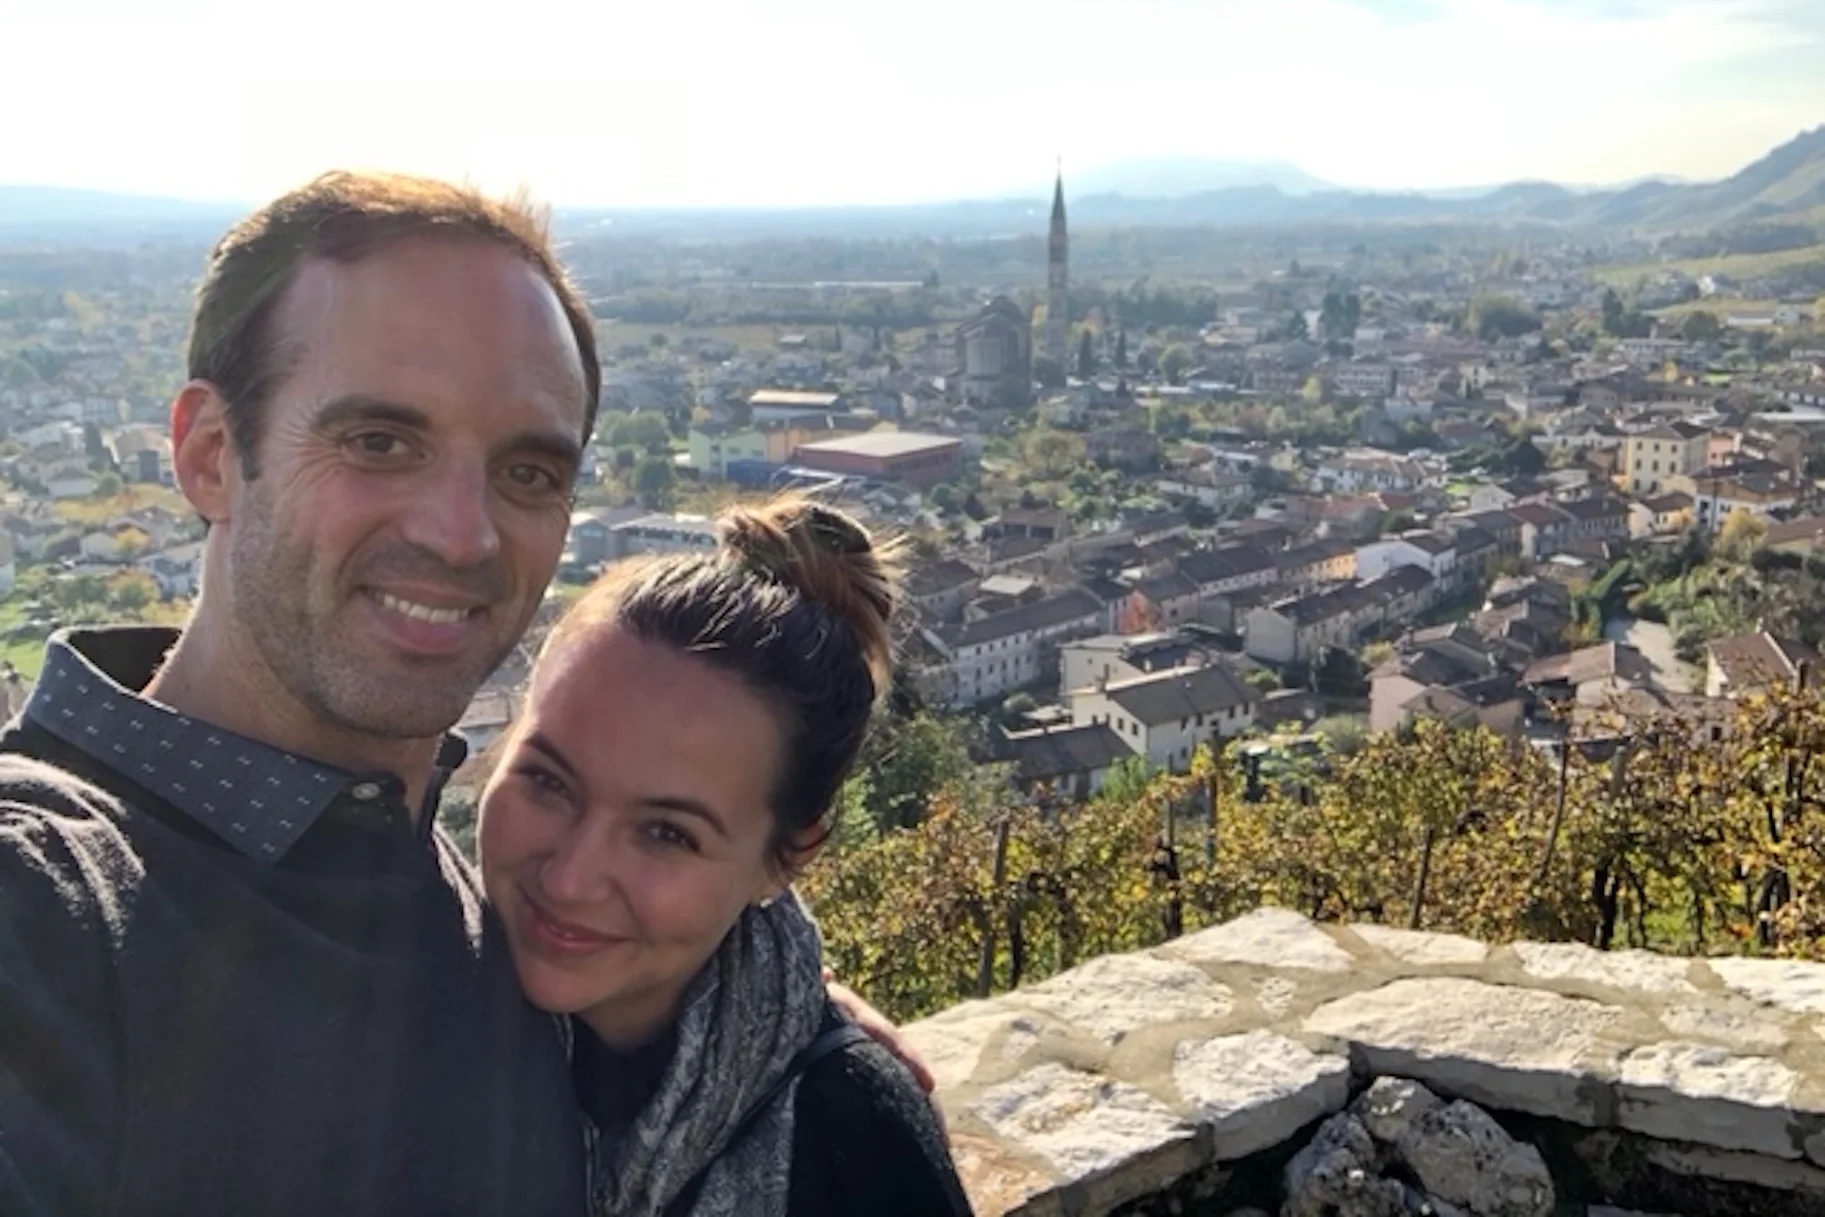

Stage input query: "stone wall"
[{"left": 905, "top": 907, "right": 1825, "bottom": 1216}]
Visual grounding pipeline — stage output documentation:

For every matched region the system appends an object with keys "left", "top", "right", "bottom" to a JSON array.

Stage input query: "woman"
[{"left": 479, "top": 495, "right": 972, "bottom": 1217}]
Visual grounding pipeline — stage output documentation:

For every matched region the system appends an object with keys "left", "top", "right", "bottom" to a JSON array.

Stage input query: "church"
[{"left": 950, "top": 168, "right": 1068, "bottom": 409}]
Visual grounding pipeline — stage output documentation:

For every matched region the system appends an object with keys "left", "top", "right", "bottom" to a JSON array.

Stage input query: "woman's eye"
[
  {"left": 516, "top": 766, "right": 567, "bottom": 797},
  {"left": 645, "top": 821, "right": 700, "bottom": 853}
]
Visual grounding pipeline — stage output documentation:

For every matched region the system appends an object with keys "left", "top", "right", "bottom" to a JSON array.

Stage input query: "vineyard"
[{"left": 803, "top": 683, "right": 1825, "bottom": 1023}]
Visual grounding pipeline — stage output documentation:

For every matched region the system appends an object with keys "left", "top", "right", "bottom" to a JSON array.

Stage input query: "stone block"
[
  {"left": 946, "top": 1131, "right": 1060, "bottom": 1217},
  {"left": 1350, "top": 923, "right": 1489, "bottom": 966},
  {"left": 1304, "top": 977, "right": 1624, "bottom": 1123},
  {"left": 1658, "top": 1002, "right": 1788, "bottom": 1054},
  {"left": 1019, "top": 953, "right": 1233, "bottom": 1046},
  {"left": 1511, "top": 941, "right": 1698, "bottom": 995},
  {"left": 1160, "top": 906, "right": 1356, "bottom": 973},
  {"left": 969, "top": 1062, "right": 1201, "bottom": 1214},
  {"left": 1708, "top": 956, "right": 1825, "bottom": 1015},
  {"left": 1617, "top": 1041, "right": 1801, "bottom": 1159},
  {"left": 901, "top": 1001, "right": 1057, "bottom": 1092},
  {"left": 1172, "top": 1030, "right": 1352, "bottom": 1160}
]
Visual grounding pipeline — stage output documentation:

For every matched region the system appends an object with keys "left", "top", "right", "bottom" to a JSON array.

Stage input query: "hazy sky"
[{"left": 5, "top": 0, "right": 1823, "bottom": 208}]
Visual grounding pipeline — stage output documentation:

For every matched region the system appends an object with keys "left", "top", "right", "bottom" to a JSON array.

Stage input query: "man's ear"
[{"left": 170, "top": 381, "right": 236, "bottom": 525}]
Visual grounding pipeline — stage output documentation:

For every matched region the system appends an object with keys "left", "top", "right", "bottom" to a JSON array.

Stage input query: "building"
[
  {"left": 791, "top": 431, "right": 962, "bottom": 489},
  {"left": 1628, "top": 493, "right": 1694, "bottom": 539},
  {"left": 1000, "top": 723, "right": 1133, "bottom": 800},
  {"left": 904, "top": 558, "right": 982, "bottom": 622},
  {"left": 1069, "top": 661, "right": 1259, "bottom": 772},
  {"left": 747, "top": 389, "right": 846, "bottom": 423},
  {"left": 1706, "top": 632, "right": 1818, "bottom": 698},
  {"left": 1621, "top": 422, "right": 1710, "bottom": 497},
  {"left": 607, "top": 513, "right": 719, "bottom": 560},
  {"left": 1044, "top": 169, "right": 1069, "bottom": 372},
  {"left": 920, "top": 587, "right": 1104, "bottom": 709},
  {"left": 1329, "top": 362, "right": 1396, "bottom": 399},
  {"left": 1765, "top": 516, "right": 1825, "bottom": 556},
  {"left": 1243, "top": 588, "right": 1358, "bottom": 664},
  {"left": 953, "top": 298, "right": 1034, "bottom": 409},
  {"left": 1682, "top": 467, "right": 1804, "bottom": 531},
  {"left": 1508, "top": 501, "right": 1574, "bottom": 560},
  {"left": 1354, "top": 531, "right": 1458, "bottom": 588}
]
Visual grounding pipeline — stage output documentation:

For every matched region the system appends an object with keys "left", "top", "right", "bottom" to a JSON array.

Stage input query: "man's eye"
[
  {"left": 506, "top": 464, "right": 559, "bottom": 490},
  {"left": 349, "top": 432, "right": 404, "bottom": 457}
]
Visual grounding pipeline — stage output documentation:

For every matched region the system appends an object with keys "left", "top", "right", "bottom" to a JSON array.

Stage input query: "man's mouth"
[{"left": 372, "top": 590, "right": 475, "bottom": 625}]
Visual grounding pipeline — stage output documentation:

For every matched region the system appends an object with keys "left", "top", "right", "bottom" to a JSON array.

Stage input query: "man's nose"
[{"left": 402, "top": 456, "right": 501, "bottom": 570}]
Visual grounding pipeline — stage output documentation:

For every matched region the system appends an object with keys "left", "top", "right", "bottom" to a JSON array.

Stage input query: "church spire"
[{"left": 1044, "top": 162, "right": 1069, "bottom": 374}]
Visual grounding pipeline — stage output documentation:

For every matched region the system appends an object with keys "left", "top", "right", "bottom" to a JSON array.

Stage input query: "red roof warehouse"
[{"left": 791, "top": 431, "right": 963, "bottom": 489}]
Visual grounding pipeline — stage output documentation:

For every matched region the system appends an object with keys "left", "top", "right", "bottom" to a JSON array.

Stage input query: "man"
[{"left": 0, "top": 172, "right": 917, "bottom": 1216}]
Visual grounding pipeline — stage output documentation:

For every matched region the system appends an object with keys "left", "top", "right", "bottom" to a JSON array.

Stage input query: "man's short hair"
[{"left": 186, "top": 170, "right": 602, "bottom": 475}]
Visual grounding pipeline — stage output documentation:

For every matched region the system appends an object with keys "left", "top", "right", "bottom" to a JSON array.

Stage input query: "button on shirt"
[{"left": 0, "top": 627, "right": 585, "bottom": 1217}]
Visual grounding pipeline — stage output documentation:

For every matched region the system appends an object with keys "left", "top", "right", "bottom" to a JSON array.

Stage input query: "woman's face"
[{"left": 479, "top": 625, "right": 790, "bottom": 1045}]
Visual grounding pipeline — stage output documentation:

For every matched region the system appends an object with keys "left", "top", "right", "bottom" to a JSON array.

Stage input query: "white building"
[
  {"left": 921, "top": 588, "right": 1105, "bottom": 709},
  {"left": 1068, "top": 662, "right": 1259, "bottom": 773}
]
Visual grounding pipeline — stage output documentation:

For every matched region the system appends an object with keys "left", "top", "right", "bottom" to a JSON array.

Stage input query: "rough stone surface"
[
  {"left": 906, "top": 909, "right": 1825, "bottom": 1215},
  {"left": 1304, "top": 977, "right": 1623, "bottom": 1122},
  {"left": 901, "top": 1001, "right": 1054, "bottom": 1092},
  {"left": 1018, "top": 953, "right": 1232, "bottom": 1045},
  {"left": 1708, "top": 957, "right": 1825, "bottom": 1014},
  {"left": 1252, "top": 975, "right": 1298, "bottom": 1019},
  {"left": 1281, "top": 1112, "right": 1402, "bottom": 1217},
  {"left": 1658, "top": 1002, "right": 1789, "bottom": 1053},
  {"left": 1510, "top": 941, "right": 1698, "bottom": 995},
  {"left": 1350, "top": 923, "right": 1490, "bottom": 966},
  {"left": 970, "top": 1062, "right": 1198, "bottom": 1204},
  {"left": 1171, "top": 1030, "right": 1351, "bottom": 1159},
  {"left": 1159, "top": 906, "right": 1356, "bottom": 972},
  {"left": 1617, "top": 1041, "right": 1801, "bottom": 1158},
  {"left": 1396, "top": 1098, "right": 1555, "bottom": 1217},
  {"left": 1350, "top": 1076, "right": 1445, "bottom": 1151}
]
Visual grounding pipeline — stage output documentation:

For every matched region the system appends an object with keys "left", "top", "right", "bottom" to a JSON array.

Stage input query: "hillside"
[{"left": 6, "top": 126, "right": 1824, "bottom": 242}]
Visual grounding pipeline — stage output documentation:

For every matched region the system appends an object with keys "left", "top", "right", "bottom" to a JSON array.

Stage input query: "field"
[{"left": 1593, "top": 243, "right": 1825, "bottom": 288}]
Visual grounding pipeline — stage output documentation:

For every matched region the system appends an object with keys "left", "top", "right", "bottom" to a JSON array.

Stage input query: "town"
[{"left": 5, "top": 135, "right": 1825, "bottom": 833}]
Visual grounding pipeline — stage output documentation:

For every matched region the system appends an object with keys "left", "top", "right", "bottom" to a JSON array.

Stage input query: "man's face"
[{"left": 224, "top": 235, "right": 587, "bottom": 740}]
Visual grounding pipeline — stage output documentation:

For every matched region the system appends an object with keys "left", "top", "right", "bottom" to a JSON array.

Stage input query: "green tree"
[
  {"left": 855, "top": 712, "right": 974, "bottom": 834},
  {"left": 1717, "top": 508, "right": 1767, "bottom": 562},
  {"left": 634, "top": 455, "right": 675, "bottom": 508},
  {"left": 1114, "top": 329, "right": 1129, "bottom": 370},
  {"left": 608, "top": 413, "right": 672, "bottom": 453},
  {"left": 92, "top": 472, "right": 122, "bottom": 499},
  {"left": 1160, "top": 346, "right": 1191, "bottom": 386},
  {"left": 928, "top": 483, "right": 960, "bottom": 514},
  {"left": 110, "top": 579, "right": 152, "bottom": 619},
  {"left": 1682, "top": 310, "right": 1724, "bottom": 343},
  {"left": 1076, "top": 329, "right": 1096, "bottom": 380}
]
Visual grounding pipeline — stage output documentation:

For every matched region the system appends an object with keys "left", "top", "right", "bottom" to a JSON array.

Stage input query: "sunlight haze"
[{"left": 6, "top": 0, "right": 1824, "bottom": 207}]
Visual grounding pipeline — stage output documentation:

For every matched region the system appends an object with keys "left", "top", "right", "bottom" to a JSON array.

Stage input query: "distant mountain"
[
  {"left": 0, "top": 186, "right": 242, "bottom": 243},
  {"left": 7, "top": 126, "right": 1824, "bottom": 242},
  {"left": 1067, "top": 158, "right": 1335, "bottom": 199}
]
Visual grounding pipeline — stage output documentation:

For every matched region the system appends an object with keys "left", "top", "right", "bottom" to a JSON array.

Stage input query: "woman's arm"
[{"left": 787, "top": 1038, "right": 973, "bottom": 1217}]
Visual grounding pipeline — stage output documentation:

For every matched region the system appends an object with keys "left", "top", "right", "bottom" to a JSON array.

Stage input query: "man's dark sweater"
[{"left": 0, "top": 629, "right": 586, "bottom": 1216}]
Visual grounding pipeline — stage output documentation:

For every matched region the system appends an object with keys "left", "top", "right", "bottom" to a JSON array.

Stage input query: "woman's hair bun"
[{"left": 717, "top": 496, "right": 898, "bottom": 696}]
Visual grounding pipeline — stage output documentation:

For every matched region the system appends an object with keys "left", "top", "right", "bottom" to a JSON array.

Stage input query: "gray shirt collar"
[{"left": 24, "top": 627, "right": 469, "bottom": 862}]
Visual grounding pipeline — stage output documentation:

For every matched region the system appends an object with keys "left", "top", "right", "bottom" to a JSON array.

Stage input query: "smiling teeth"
[{"left": 377, "top": 592, "right": 469, "bottom": 625}]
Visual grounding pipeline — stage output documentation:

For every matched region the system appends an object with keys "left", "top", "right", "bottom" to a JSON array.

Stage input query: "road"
[{"left": 1604, "top": 616, "right": 1694, "bottom": 693}]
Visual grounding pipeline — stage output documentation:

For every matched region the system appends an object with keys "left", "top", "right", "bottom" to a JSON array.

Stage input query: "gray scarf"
[{"left": 582, "top": 891, "right": 829, "bottom": 1217}]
